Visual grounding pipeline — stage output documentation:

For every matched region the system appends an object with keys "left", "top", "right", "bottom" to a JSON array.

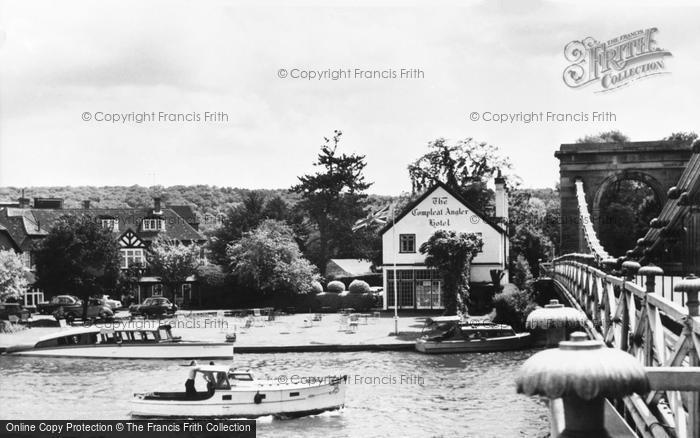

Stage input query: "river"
[{"left": 0, "top": 351, "right": 548, "bottom": 437}]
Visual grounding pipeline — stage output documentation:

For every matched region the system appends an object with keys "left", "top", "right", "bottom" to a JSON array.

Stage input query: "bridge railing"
[{"left": 550, "top": 256, "right": 699, "bottom": 438}]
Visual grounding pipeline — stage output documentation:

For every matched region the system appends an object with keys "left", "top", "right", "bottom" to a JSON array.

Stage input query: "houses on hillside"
[{"left": 0, "top": 196, "right": 206, "bottom": 307}]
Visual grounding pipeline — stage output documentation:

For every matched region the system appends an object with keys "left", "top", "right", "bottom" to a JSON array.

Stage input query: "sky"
[{"left": 0, "top": 0, "right": 698, "bottom": 194}]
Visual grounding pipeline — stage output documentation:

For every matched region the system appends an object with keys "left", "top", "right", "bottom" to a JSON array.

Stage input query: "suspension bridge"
[{"left": 534, "top": 139, "right": 700, "bottom": 437}]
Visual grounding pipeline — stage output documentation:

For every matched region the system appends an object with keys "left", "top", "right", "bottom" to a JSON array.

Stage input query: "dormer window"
[
  {"left": 101, "top": 218, "right": 119, "bottom": 233},
  {"left": 142, "top": 218, "right": 165, "bottom": 231}
]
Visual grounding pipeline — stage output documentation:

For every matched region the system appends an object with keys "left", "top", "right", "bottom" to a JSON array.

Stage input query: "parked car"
[
  {"left": 0, "top": 302, "right": 31, "bottom": 322},
  {"left": 52, "top": 297, "right": 114, "bottom": 323},
  {"left": 37, "top": 295, "right": 83, "bottom": 315},
  {"left": 100, "top": 295, "right": 122, "bottom": 310},
  {"left": 129, "top": 297, "right": 178, "bottom": 318}
]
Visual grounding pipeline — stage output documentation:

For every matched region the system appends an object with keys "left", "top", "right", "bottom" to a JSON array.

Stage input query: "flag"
[{"left": 352, "top": 204, "right": 392, "bottom": 232}]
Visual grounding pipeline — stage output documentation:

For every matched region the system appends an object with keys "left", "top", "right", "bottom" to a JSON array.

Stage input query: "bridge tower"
[{"left": 556, "top": 140, "right": 694, "bottom": 268}]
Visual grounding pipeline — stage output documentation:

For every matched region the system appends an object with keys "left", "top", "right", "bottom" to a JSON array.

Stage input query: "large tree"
[
  {"left": 34, "top": 215, "right": 121, "bottom": 317},
  {"left": 420, "top": 230, "right": 483, "bottom": 316},
  {"left": 291, "top": 130, "right": 373, "bottom": 272},
  {"left": 208, "top": 191, "right": 268, "bottom": 265},
  {"left": 208, "top": 192, "right": 309, "bottom": 266},
  {"left": 0, "top": 250, "right": 28, "bottom": 301},
  {"left": 408, "top": 138, "right": 514, "bottom": 212},
  {"left": 227, "top": 220, "right": 320, "bottom": 296},
  {"left": 146, "top": 238, "right": 203, "bottom": 300}
]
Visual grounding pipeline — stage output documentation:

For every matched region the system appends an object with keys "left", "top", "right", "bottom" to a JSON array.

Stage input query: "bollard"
[
  {"left": 516, "top": 332, "right": 649, "bottom": 438},
  {"left": 620, "top": 261, "right": 640, "bottom": 351},
  {"left": 674, "top": 274, "right": 700, "bottom": 437},
  {"left": 674, "top": 273, "right": 700, "bottom": 317},
  {"left": 638, "top": 264, "right": 664, "bottom": 367},
  {"left": 526, "top": 299, "right": 587, "bottom": 347},
  {"left": 638, "top": 264, "right": 664, "bottom": 294}
]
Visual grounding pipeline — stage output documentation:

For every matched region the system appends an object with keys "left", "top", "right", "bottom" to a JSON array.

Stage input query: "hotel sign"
[
  {"left": 563, "top": 28, "right": 672, "bottom": 92},
  {"left": 411, "top": 196, "right": 479, "bottom": 227}
]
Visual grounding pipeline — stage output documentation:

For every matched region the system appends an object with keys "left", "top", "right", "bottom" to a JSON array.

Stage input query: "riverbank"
[{"left": 0, "top": 312, "right": 427, "bottom": 353}]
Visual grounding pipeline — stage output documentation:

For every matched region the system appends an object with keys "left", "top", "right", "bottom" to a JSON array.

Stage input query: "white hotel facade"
[{"left": 380, "top": 180, "right": 509, "bottom": 310}]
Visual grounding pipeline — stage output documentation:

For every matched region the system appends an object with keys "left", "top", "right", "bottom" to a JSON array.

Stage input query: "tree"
[
  {"left": 663, "top": 131, "right": 698, "bottom": 144},
  {"left": 208, "top": 191, "right": 268, "bottom": 265},
  {"left": 227, "top": 220, "right": 320, "bottom": 296},
  {"left": 207, "top": 192, "right": 309, "bottom": 266},
  {"left": 419, "top": 230, "right": 483, "bottom": 315},
  {"left": 34, "top": 215, "right": 121, "bottom": 317},
  {"left": 508, "top": 188, "right": 559, "bottom": 267},
  {"left": 147, "top": 238, "right": 203, "bottom": 300},
  {"left": 408, "top": 138, "right": 514, "bottom": 212},
  {"left": 511, "top": 254, "right": 534, "bottom": 290},
  {"left": 0, "top": 250, "right": 28, "bottom": 301},
  {"left": 291, "top": 130, "right": 373, "bottom": 272},
  {"left": 576, "top": 130, "right": 629, "bottom": 143}
]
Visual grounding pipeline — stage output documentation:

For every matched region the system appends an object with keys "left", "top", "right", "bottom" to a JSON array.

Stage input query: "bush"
[
  {"left": 492, "top": 284, "right": 535, "bottom": 331},
  {"left": 348, "top": 279, "right": 371, "bottom": 294},
  {"left": 310, "top": 281, "right": 324, "bottom": 294},
  {"left": 326, "top": 281, "right": 346, "bottom": 293},
  {"left": 511, "top": 254, "right": 533, "bottom": 290},
  {"left": 340, "top": 292, "right": 374, "bottom": 311},
  {"left": 315, "top": 292, "right": 342, "bottom": 310}
]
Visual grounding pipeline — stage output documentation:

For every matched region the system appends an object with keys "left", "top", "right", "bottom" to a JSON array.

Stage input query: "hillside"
[{"left": 0, "top": 185, "right": 400, "bottom": 234}]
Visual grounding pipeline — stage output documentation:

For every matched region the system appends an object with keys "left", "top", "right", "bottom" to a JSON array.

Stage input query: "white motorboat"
[
  {"left": 4, "top": 324, "right": 234, "bottom": 359},
  {"left": 131, "top": 365, "right": 347, "bottom": 418},
  {"left": 415, "top": 316, "right": 531, "bottom": 354}
]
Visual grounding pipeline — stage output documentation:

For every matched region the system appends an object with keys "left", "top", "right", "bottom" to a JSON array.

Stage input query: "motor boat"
[
  {"left": 3, "top": 324, "right": 234, "bottom": 359},
  {"left": 415, "top": 316, "right": 531, "bottom": 354},
  {"left": 131, "top": 364, "right": 347, "bottom": 418}
]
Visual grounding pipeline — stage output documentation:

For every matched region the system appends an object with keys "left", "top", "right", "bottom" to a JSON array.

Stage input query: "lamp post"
[{"left": 391, "top": 204, "right": 398, "bottom": 335}]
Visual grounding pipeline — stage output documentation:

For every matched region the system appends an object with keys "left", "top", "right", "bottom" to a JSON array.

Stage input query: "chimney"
[
  {"left": 82, "top": 200, "right": 91, "bottom": 209},
  {"left": 494, "top": 171, "right": 508, "bottom": 223},
  {"left": 18, "top": 189, "right": 30, "bottom": 208},
  {"left": 153, "top": 197, "right": 162, "bottom": 214}
]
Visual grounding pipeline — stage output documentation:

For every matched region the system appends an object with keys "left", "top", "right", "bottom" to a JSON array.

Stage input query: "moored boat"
[
  {"left": 4, "top": 324, "right": 234, "bottom": 359},
  {"left": 415, "top": 316, "right": 531, "bottom": 354},
  {"left": 130, "top": 365, "right": 347, "bottom": 418}
]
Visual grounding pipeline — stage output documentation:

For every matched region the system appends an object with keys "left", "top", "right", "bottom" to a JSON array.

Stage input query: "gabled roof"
[
  {"left": 31, "top": 207, "right": 206, "bottom": 243},
  {"left": 379, "top": 181, "right": 506, "bottom": 235},
  {"left": 0, "top": 205, "right": 206, "bottom": 252}
]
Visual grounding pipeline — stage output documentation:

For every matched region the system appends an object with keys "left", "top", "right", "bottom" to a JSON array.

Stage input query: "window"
[
  {"left": 22, "top": 251, "right": 35, "bottom": 271},
  {"left": 399, "top": 234, "right": 416, "bottom": 253},
  {"left": 121, "top": 248, "right": 145, "bottom": 269},
  {"left": 101, "top": 218, "right": 119, "bottom": 232},
  {"left": 475, "top": 232, "right": 483, "bottom": 253},
  {"left": 142, "top": 218, "right": 165, "bottom": 231}
]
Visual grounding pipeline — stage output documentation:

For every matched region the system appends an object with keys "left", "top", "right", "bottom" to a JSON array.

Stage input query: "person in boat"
[
  {"left": 185, "top": 366, "right": 197, "bottom": 396},
  {"left": 204, "top": 373, "right": 215, "bottom": 395}
]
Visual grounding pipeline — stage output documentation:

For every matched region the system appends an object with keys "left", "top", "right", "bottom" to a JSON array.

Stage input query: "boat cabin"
[
  {"left": 421, "top": 317, "right": 517, "bottom": 341},
  {"left": 33, "top": 325, "right": 180, "bottom": 349}
]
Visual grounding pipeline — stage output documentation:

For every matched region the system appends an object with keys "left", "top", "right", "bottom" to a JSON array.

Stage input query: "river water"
[{"left": 0, "top": 351, "right": 548, "bottom": 437}]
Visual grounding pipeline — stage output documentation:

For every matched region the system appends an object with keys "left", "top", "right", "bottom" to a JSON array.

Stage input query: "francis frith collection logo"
[{"left": 563, "top": 28, "right": 672, "bottom": 92}]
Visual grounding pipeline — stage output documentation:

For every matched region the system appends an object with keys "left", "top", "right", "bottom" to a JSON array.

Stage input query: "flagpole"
[{"left": 392, "top": 205, "right": 398, "bottom": 335}]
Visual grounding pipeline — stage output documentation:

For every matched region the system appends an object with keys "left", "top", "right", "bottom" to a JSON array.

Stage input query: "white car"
[{"left": 101, "top": 295, "right": 122, "bottom": 310}]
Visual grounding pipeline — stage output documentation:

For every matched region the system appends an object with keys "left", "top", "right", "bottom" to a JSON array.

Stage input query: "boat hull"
[
  {"left": 130, "top": 378, "right": 347, "bottom": 418},
  {"left": 7, "top": 343, "right": 234, "bottom": 360},
  {"left": 415, "top": 333, "right": 531, "bottom": 354}
]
